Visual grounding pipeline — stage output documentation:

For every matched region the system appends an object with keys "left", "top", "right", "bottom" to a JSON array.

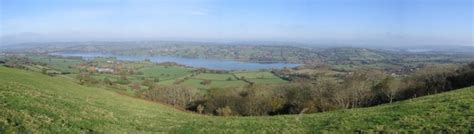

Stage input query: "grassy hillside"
[
  {"left": 27, "top": 56, "right": 83, "bottom": 73},
  {"left": 0, "top": 66, "right": 472, "bottom": 133}
]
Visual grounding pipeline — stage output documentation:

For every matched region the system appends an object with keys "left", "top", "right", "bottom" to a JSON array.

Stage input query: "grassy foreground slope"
[{"left": 0, "top": 66, "right": 473, "bottom": 133}]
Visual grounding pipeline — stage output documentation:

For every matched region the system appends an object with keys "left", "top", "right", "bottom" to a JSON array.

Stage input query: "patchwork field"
[
  {"left": 0, "top": 66, "right": 472, "bottom": 133},
  {"left": 14, "top": 55, "right": 290, "bottom": 90}
]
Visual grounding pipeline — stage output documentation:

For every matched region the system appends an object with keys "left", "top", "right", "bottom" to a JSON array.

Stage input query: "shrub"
[
  {"left": 216, "top": 106, "right": 233, "bottom": 116},
  {"left": 76, "top": 72, "right": 99, "bottom": 85},
  {"left": 103, "top": 78, "right": 113, "bottom": 85},
  {"left": 142, "top": 79, "right": 155, "bottom": 89},
  {"left": 200, "top": 80, "right": 212, "bottom": 85}
]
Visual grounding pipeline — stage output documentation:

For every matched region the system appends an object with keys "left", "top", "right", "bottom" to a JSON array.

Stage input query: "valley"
[
  {"left": 0, "top": 66, "right": 472, "bottom": 133},
  {"left": 1, "top": 0, "right": 473, "bottom": 132}
]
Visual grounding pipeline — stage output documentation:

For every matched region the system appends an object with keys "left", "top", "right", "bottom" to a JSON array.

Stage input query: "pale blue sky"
[{"left": 1, "top": 0, "right": 472, "bottom": 46}]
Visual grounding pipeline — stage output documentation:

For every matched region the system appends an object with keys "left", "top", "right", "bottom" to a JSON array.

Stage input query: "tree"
[
  {"left": 281, "top": 84, "right": 316, "bottom": 114},
  {"left": 141, "top": 85, "right": 200, "bottom": 108},
  {"left": 406, "top": 65, "right": 456, "bottom": 97},
  {"left": 373, "top": 76, "right": 400, "bottom": 103},
  {"left": 197, "top": 104, "right": 204, "bottom": 114},
  {"left": 448, "top": 62, "right": 474, "bottom": 89},
  {"left": 344, "top": 69, "right": 385, "bottom": 107}
]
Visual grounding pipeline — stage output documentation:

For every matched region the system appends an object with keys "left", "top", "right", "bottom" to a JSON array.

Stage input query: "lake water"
[{"left": 50, "top": 52, "right": 300, "bottom": 70}]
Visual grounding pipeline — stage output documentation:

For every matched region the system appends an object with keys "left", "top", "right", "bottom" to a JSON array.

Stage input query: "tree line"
[{"left": 138, "top": 63, "right": 474, "bottom": 116}]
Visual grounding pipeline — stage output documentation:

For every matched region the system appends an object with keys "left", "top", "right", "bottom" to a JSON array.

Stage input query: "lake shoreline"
[{"left": 49, "top": 52, "right": 300, "bottom": 71}]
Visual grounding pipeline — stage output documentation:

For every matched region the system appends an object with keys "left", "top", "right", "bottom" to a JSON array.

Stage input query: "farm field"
[
  {"left": 27, "top": 55, "right": 83, "bottom": 73},
  {"left": 2, "top": 0, "right": 474, "bottom": 132},
  {"left": 23, "top": 55, "right": 260, "bottom": 89},
  {"left": 0, "top": 66, "right": 472, "bottom": 133},
  {"left": 151, "top": 71, "right": 286, "bottom": 89},
  {"left": 139, "top": 66, "right": 193, "bottom": 81},
  {"left": 180, "top": 78, "right": 248, "bottom": 89}
]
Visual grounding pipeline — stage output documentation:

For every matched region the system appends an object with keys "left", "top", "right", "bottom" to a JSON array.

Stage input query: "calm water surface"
[{"left": 51, "top": 52, "right": 300, "bottom": 70}]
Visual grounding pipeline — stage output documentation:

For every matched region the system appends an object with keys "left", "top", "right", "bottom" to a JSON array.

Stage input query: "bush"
[
  {"left": 142, "top": 79, "right": 155, "bottom": 89},
  {"left": 200, "top": 80, "right": 212, "bottom": 85},
  {"left": 76, "top": 72, "right": 99, "bottom": 85},
  {"left": 103, "top": 78, "right": 113, "bottom": 85},
  {"left": 216, "top": 106, "right": 233, "bottom": 116},
  {"left": 115, "top": 78, "right": 130, "bottom": 85}
]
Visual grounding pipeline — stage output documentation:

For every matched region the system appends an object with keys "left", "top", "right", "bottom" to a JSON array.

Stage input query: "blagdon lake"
[{"left": 50, "top": 52, "right": 300, "bottom": 70}]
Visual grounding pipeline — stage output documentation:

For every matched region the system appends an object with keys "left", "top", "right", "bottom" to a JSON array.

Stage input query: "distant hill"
[
  {"left": 0, "top": 66, "right": 472, "bottom": 133},
  {"left": 3, "top": 42, "right": 473, "bottom": 67}
]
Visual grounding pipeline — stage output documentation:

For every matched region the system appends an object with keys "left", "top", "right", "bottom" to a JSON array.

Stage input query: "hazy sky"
[{"left": 1, "top": 0, "right": 473, "bottom": 46}]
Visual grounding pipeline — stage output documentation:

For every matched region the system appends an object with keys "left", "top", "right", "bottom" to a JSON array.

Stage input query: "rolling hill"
[{"left": 0, "top": 66, "right": 472, "bottom": 133}]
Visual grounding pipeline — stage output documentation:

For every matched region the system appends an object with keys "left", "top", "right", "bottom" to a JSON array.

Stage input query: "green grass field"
[
  {"left": 157, "top": 72, "right": 286, "bottom": 89},
  {"left": 193, "top": 73, "right": 236, "bottom": 80},
  {"left": 1, "top": 66, "right": 473, "bottom": 133},
  {"left": 28, "top": 56, "right": 83, "bottom": 73},
  {"left": 180, "top": 78, "right": 248, "bottom": 89},
  {"left": 184, "top": 73, "right": 247, "bottom": 88},
  {"left": 233, "top": 71, "right": 288, "bottom": 85},
  {"left": 92, "top": 74, "right": 120, "bottom": 81},
  {"left": 24, "top": 55, "right": 288, "bottom": 89},
  {"left": 140, "top": 66, "right": 192, "bottom": 81}
]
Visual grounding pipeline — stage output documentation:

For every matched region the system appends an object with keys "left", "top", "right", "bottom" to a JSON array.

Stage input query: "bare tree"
[{"left": 374, "top": 77, "right": 400, "bottom": 103}]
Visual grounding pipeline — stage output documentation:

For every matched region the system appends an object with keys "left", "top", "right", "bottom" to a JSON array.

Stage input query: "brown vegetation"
[{"left": 138, "top": 63, "right": 474, "bottom": 116}]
